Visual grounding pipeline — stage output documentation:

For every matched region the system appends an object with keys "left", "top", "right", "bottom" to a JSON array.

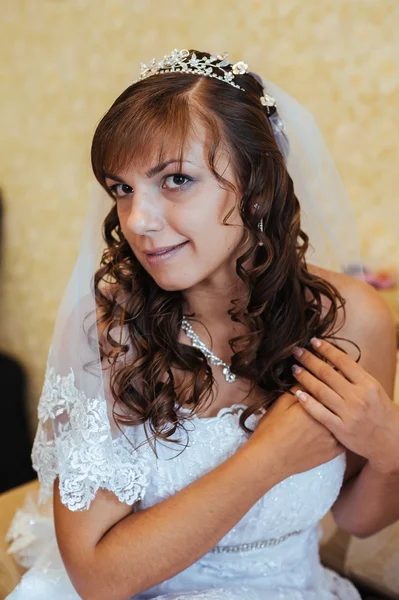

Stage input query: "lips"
[
  {"left": 142, "top": 241, "right": 189, "bottom": 266},
  {"left": 144, "top": 242, "right": 188, "bottom": 255}
]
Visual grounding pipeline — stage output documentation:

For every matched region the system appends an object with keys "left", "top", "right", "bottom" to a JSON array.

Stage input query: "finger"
[
  {"left": 295, "top": 389, "right": 342, "bottom": 433},
  {"left": 309, "top": 338, "right": 365, "bottom": 384},
  {"left": 278, "top": 384, "right": 304, "bottom": 407},
  {"left": 288, "top": 383, "right": 305, "bottom": 396},
  {"left": 293, "top": 346, "right": 352, "bottom": 397},
  {"left": 292, "top": 364, "right": 344, "bottom": 415}
]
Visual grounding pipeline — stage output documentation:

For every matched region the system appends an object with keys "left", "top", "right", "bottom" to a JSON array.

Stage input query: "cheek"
[
  {"left": 192, "top": 185, "right": 240, "bottom": 235},
  {"left": 169, "top": 201, "right": 216, "bottom": 242},
  {"left": 188, "top": 203, "right": 243, "bottom": 258}
]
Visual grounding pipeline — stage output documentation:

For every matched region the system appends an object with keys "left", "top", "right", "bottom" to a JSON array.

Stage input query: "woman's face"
[{"left": 105, "top": 118, "right": 247, "bottom": 292}]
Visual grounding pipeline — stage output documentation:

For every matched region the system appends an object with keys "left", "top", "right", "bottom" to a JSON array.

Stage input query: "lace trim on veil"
[{"left": 31, "top": 364, "right": 151, "bottom": 511}]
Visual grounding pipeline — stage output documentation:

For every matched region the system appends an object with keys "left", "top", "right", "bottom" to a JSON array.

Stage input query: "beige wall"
[{"left": 1, "top": 0, "right": 398, "bottom": 430}]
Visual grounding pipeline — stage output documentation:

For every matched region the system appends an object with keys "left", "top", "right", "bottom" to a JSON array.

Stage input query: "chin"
[{"left": 150, "top": 272, "right": 201, "bottom": 293}]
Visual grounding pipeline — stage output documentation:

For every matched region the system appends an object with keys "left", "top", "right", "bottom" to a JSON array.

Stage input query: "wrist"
[{"left": 241, "top": 437, "right": 286, "bottom": 489}]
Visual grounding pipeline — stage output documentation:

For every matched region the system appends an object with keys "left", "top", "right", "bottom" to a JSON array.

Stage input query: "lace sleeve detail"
[{"left": 31, "top": 365, "right": 151, "bottom": 511}]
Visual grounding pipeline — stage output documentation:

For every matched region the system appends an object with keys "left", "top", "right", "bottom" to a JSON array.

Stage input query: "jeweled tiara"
[{"left": 133, "top": 48, "right": 276, "bottom": 112}]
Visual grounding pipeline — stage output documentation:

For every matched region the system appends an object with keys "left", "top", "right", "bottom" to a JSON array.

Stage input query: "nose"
[{"left": 125, "top": 193, "right": 164, "bottom": 236}]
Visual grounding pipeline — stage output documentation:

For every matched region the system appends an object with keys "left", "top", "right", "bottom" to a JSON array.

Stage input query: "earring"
[
  {"left": 253, "top": 203, "right": 264, "bottom": 246},
  {"left": 257, "top": 221, "right": 264, "bottom": 246}
]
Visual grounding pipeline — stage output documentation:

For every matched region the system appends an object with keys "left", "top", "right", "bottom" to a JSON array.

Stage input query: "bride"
[{"left": 6, "top": 49, "right": 399, "bottom": 600}]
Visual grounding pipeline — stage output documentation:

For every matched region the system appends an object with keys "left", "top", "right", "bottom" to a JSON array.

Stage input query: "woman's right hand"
[{"left": 249, "top": 388, "right": 345, "bottom": 479}]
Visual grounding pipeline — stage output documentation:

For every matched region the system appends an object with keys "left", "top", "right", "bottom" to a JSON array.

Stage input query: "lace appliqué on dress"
[{"left": 31, "top": 365, "right": 151, "bottom": 511}]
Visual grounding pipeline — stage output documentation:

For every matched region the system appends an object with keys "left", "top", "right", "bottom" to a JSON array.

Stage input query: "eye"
[
  {"left": 108, "top": 183, "right": 133, "bottom": 199},
  {"left": 162, "top": 174, "right": 193, "bottom": 190}
]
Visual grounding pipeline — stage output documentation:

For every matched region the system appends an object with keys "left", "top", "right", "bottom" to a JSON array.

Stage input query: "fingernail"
[
  {"left": 310, "top": 337, "right": 322, "bottom": 348},
  {"left": 292, "top": 365, "right": 302, "bottom": 374},
  {"left": 296, "top": 390, "right": 308, "bottom": 401},
  {"left": 293, "top": 346, "right": 304, "bottom": 357}
]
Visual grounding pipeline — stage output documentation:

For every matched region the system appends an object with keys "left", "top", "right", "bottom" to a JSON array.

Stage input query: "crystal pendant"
[{"left": 222, "top": 366, "right": 236, "bottom": 383}]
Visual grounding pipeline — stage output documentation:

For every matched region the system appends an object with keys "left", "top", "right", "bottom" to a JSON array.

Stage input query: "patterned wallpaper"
[{"left": 1, "top": 0, "right": 398, "bottom": 430}]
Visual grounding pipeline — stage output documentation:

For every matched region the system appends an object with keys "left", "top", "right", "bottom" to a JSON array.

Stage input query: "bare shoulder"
[
  {"left": 308, "top": 264, "right": 396, "bottom": 372},
  {"left": 309, "top": 263, "right": 392, "bottom": 318}
]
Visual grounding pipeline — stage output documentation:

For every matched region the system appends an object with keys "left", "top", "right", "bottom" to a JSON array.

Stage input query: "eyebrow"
[{"left": 104, "top": 159, "right": 193, "bottom": 183}]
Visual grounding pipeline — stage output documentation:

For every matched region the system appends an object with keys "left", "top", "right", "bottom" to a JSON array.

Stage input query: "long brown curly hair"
[{"left": 90, "top": 50, "right": 346, "bottom": 450}]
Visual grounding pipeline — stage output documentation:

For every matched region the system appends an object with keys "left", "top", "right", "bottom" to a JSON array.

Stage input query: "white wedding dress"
[{"left": 6, "top": 402, "right": 361, "bottom": 600}]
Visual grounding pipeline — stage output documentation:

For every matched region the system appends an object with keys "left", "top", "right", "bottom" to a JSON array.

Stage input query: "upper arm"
[{"left": 53, "top": 478, "right": 136, "bottom": 592}]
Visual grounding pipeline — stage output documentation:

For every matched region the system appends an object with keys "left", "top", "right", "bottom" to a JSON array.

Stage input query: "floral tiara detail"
[{"left": 134, "top": 49, "right": 277, "bottom": 113}]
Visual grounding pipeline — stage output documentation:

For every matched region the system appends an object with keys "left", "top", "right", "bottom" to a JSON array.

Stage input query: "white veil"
[
  {"left": 29, "top": 68, "right": 363, "bottom": 514},
  {"left": 260, "top": 76, "right": 361, "bottom": 274}
]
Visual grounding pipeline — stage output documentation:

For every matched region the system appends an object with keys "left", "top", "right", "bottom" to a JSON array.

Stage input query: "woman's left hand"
[{"left": 292, "top": 338, "right": 399, "bottom": 474}]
